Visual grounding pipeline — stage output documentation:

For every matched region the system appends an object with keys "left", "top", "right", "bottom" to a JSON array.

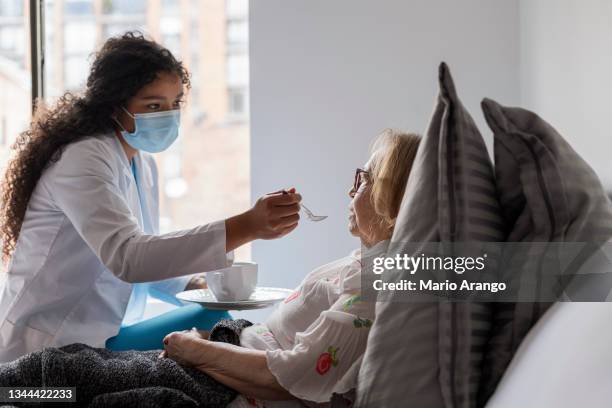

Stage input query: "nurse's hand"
[
  {"left": 225, "top": 187, "right": 302, "bottom": 251},
  {"left": 249, "top": 187, "right": 302, "bottom": 240}
]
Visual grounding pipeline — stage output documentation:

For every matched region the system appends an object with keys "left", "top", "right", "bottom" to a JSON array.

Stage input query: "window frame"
[{"left": 29, "top": 0, "right": 45, "bottom": 113}]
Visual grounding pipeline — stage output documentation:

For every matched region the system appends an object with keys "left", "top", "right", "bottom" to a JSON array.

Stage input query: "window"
[
  {"left": 64, "top": 56, "right": 89, "bottom": 89},
  {"left": 226, "top": 0, "right": 247, "bottom": 20},
  {"left": 0, "top": 0, "right": 23, "bottom": 16},
  {"left": 227, "top": 54, "right": 249, "bottom": 87},
  {"left": 225, "top": 0, "right": 248, "bottom": 120},
  {"left": 161, "top": 0, "right": 180, "bottom": 15},
  {"left": 102, "top": 0, "right": 145, "bottom": 15},
  {"left": 0, "top": 0, "right": 31, "bottom": 173},
  {"left": 227, "top": 20, "right": 247, "bottom": 47},
  {"left": 64, "top": 0, "right": 93, "bottom": 15},
  {"left": 160, "top": 16, "right": 181, "bottom": 56},
  {"left": 64, "top": 22, "right": 96, "bottom": 53},
  {"left": 102, "top": 23, "right": 137, "bottom": 38},
  {"left": 0, "top": 25, "right": 26, "bottom": 60},
  {"left": 228, "top": 87, "right": 248, "bottom": 119}
]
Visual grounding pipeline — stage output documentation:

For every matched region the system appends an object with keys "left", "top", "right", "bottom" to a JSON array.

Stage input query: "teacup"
[{"left": 205, "top": 262, "right": 258, "bottom": 301}]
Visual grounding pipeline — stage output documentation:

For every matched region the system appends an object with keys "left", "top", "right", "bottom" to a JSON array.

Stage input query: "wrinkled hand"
[
  {"left": 247, "top": 187, "right": 302, "bottom": 240},
  {"left": 158, "top": 328, "right": 210, "bottom": 365}
]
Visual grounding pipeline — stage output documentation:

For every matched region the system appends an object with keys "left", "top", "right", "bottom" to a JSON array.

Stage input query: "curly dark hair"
[{"left": 0, "top": 31, "right": 190, "bottom": 263}]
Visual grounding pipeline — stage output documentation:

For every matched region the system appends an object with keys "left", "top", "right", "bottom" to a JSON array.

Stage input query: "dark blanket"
[{"left": 0, "top": 318, "right": 252, "bottom": 408}]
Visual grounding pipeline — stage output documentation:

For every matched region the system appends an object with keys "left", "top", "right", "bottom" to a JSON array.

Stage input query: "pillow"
[
  {"left": 356, "top": 63, "right": 505, "bottom": 408},
  {"left": 478, "top": 99, "right": 612, "bottom": 404},
  {"left": 481, "top": 98, "right": 612, "bottom": 243}
]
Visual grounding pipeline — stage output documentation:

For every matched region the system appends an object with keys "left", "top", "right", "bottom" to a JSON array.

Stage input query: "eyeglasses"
[{"left": 351, "top": 168, "right": 369, "bottom": 197}]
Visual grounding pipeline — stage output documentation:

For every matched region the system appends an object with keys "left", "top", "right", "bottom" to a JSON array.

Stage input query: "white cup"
[{"left": 205, "top": 262, "right": 258, "bottom": 301}]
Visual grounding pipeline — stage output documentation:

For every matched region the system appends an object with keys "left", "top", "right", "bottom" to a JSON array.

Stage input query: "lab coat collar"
[
  {"left": 107, "top": 129, "right": 145, "bottom": 173},
  {"left": 104, "top": 132, "right": 149, "bottom": 232}
]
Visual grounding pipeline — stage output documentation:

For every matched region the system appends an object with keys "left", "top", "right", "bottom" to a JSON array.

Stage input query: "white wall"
[
  {"left": 247, "top": 0, "right": 520, "bottom": 318},
  {"left": 520, "top": 0, "right": 612, "bottom": 188}
]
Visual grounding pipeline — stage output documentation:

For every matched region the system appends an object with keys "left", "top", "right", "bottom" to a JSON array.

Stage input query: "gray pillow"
[
  {"left": 482, "top": 98, "right": 612, "bottom": 243},
  {"left": 356, "top": 63, "right": 505, "bottom": 408},
  {"left": 478, "top": 98, "right": 612, "bottom": 404}
]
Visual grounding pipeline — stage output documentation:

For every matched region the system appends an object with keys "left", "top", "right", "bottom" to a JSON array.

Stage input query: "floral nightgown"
[{"left": 228, "top": 246, "right": 380, "bottom": 408}]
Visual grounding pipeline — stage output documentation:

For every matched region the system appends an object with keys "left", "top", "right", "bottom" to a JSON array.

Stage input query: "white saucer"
[{"left": 176, "top": 287, "right": 294, "bottom": 310}]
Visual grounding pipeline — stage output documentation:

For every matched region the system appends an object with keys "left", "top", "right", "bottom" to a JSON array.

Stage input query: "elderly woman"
[{"left": 161, "top": 129, "right": 421, "bottom": 407}]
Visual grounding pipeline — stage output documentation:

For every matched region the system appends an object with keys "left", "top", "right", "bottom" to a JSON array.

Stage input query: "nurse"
[{"left": 0, "top": 32, "right": 301, "bottom": 362}]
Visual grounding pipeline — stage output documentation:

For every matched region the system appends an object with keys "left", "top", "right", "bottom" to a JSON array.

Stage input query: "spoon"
[
  {"left": 282, "top": 190, "right": 328, "bottom": 222},
  {"left": 301, "top": 203, "right": 328, "bottom": 222}
]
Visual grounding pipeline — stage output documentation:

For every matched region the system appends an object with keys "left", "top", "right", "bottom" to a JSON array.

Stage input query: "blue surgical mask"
[{"left": 115, "top": 106, "right": 180, "bottom": 153}]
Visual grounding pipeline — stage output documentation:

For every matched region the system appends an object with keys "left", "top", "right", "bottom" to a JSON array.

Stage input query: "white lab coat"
[{"left": 0, "top": 132, "right": 229, "bottom": 362}]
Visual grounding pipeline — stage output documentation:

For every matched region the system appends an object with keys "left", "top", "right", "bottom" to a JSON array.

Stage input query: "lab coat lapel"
[
  {"left": 132, "top": 153, "right": 158, "bottom": 235},
  {"left": 108, "top": 135, "right": 145, "bottom": 232}
]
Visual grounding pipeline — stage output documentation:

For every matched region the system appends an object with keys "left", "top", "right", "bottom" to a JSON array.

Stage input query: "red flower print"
[
  {"left": 316, "top": 346, "right": 339, "bottom": 375},
  {"left": 317, "top": 353, "right": 332, "bottom": 375},
  {"left": 246, "top": 396, "right": 257, "bottom": 406},
  {"left": 284, "top": 291, "right": 299, "bottom": 303}
]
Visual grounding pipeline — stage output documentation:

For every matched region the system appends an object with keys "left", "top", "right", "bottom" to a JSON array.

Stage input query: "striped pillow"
[
  {"left": 478, "top": 99, "right": 612, "bottom": 404},
  {"left": 356, "top": 63, "right": 504, "bottom": 408}
]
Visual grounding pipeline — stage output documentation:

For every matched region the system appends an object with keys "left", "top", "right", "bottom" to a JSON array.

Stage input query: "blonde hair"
[{"left": 368, "top": 129, "right": 421, "bottom": 232}]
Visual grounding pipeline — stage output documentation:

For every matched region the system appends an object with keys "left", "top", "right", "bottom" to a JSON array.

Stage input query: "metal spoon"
[
  {"left": 282, "top": 190, "right": 328, "bottom": 222},
  {"left": 300, "top": 203, "right": 328, "bottom": 222}
]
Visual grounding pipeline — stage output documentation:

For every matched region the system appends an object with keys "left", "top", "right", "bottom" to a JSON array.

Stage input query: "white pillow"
[{"left": 486, "top": 302, "right": 612, "bottom": 408}]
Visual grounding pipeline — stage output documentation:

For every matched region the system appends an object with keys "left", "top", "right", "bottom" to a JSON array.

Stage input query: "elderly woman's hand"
[{"left": 158, "top": 328, "right": 210, "bottom": 365}]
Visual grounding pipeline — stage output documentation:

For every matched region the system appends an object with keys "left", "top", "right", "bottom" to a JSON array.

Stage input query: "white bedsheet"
[{"left": 486, "top": 302, "right": 612, "bottom": 407}]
